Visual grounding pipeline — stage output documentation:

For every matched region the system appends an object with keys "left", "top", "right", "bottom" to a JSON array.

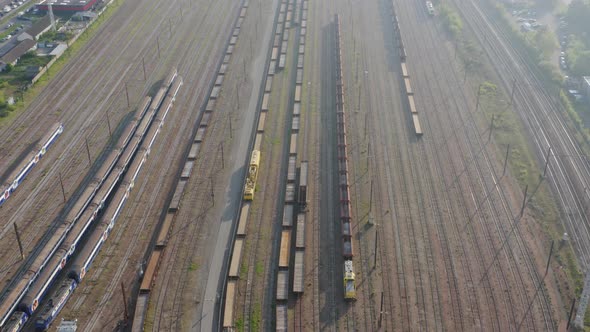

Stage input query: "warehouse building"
[{"left": 36, "top": 0, "right": 100, "bottom": 12}]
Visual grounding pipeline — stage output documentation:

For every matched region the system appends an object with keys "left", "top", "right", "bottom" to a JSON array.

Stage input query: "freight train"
[
  {"left": 0, "top": 69, "right": 181, "bottom": 331},
  {"left": 334, "top": 15, "right": 357, "bottom": 301}
]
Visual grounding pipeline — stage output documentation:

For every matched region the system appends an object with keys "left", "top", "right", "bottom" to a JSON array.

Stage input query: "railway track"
[
  {"left": 395, "top": 0, "right": 555, "bottom": 329},
  {"left": 404, "top": 3, "right": 527, "bottom": 330},
  {"left": 144, "top": 1, "right": 239, "bottom": 330},
  {"left": 297, "top": 3, "right": 322, "bottom": 323},
  {"left": 0, "top": 0, "right": 187, "bottom": 294},
  {"left": 457, "top": 0, "right": 590, "bottom": 272},
  {"left": 339, "top": 17, "right": 376, "bottom": 332},
  {"left": 391, "top": 0, "right": 510, "bottom": 329},
  {"left": 441, "top": 0, "right": 556, "bottom": 329},
  {"left": 53, "top": 0, "right": 250, "bottom": 328},
  {"left": 235, "top": 2, "right": 287, "bottom": 330}
]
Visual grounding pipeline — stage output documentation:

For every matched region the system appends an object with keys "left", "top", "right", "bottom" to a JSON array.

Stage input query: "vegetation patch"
[
  {"left": 234, "top": 316, "right": 244, "bottom": 332},
  {"left": 250, "top": 302, "right": 261, "bottom": 331},
  {"left": 188, "top": 262, "right": 199, "bottom": 271},
  {"left": 255, "top": 260, "right": 263, "bottom": 277},
  {"left": 439, "top": 4, "right": 463, "bottom": 38},
  {"left": 480, "top": 79, "right": 580, "bottom": 317}
]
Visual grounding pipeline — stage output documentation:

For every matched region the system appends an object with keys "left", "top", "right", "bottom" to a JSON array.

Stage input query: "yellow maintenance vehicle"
[
  {"left": 243, "top": 150, "right": 260, "bottom": 200},
  {"left": 344, "top": 260, "right": 356, "bottom": 300}
]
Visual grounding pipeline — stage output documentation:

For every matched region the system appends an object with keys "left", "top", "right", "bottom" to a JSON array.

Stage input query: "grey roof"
[
  {"left": 1, "top": 39, "right": 36, "bottom": 64},
  {"left": 26, "top": 16, "right": 52, "bottom": 38}
]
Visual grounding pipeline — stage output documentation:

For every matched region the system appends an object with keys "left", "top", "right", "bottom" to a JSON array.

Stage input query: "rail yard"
[{"left": 0, "top": 0, "right": 587, "bottom": 329}]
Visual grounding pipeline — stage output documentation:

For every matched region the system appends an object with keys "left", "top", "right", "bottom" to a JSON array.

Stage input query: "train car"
[
  {"left": 8, "top": 153, "right": 36, "bottom": 193},
  {"left": 279, "top": 230, "right": 291, "bottom": 269},
  {"left": 140, "top": 250, "right": 162, "bottom": 293},
  {"left": 222, "top": 280, "right": 237, "bottom": 329},
  {"left": 39, "top": 123, "right": 64, "bottom": 155},
  {"left": 136, "top": 96, "right": 152, "bottom": 121},
  {"left": 2, "top": 311, "right": 27, "bottom": 332},
  {"left": 343, "top": 260, "right": 356, "bottom": 300},
  {"left": 67, "top": 218, "right": 110, "bottom": 283},
  {"left": 8, "top": 123, "right": 63, "bottom": 194},
  {"left": 408, "top": 95, "right": 418, "bottom": 114},
  {"left": 34, "top": 279, "right": 77, "bottom": 331},
  {"left": 342, "top": 238, "right": 353, "bottom": 258},
  {"left": 401, "top": 62, "right": 409, "bottom": 78},
  {"left": 404, "top": 77, "right": 413, "bottom": 95},
  {"left": 19, "top": 245, "right": 69, "bottom": 315},
  {"left": 167, "top": 76, "right": 183, "bottom": 100},
  {"left": 413, "top": 114, "right": 423, "bottom": 136},
  {"left": 293, "top": 250, "right": 304, "bottom": 293},
  {"left": 163, "top": 68, "right": 178, "bottom": 90},
  {"left": 298, "top": 161, "right": 308, "bottom": 206},
  {"left": 243, "top": 150, "right": 260, "bottom": 200},
  {"left": 149, "top": 88, "right": 167, "bottom": 115}
]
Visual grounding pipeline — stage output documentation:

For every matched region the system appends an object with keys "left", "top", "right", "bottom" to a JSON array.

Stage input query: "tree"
[
  {"left": 571, "top": 50, "right": 590, "bottom": 75},
  {"left": 566, "top": 0, "right": 590, "bottom": 45},
  {"left": 567, "top": 36, "right": 590, "bottom": 76},
  {"left": 534, "top": 29, "right": 558, "bottom": 60}
]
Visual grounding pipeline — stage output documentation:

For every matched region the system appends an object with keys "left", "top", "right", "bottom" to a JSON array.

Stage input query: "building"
[
  {"left": 36, "top": 0, "right": 100, "bottom": 12},
  {"left": 0, "top": 39, "right": 36, "bottom": 65},
  {"left": 25, "top": 15, "right": 53, "bottom": 40}
]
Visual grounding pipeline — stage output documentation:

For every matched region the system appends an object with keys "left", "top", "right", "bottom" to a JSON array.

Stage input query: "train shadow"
[
  {"left": 221, "top": 164, "right": 246, "bottom": 221},
  {"left": 378, "top": 0, "right": 400, "bottom": 73},
  {"left": 0, "top": 139, "right": 39, "bottom": 185}
]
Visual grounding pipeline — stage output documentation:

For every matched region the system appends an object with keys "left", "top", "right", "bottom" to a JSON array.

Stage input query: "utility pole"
[
  {"left": 106, "top": 110, "right": 112, "bottom": 137},
  {"left": 357, "top": 84, "right": 361, "bottom": 111},
  {"left": 157, "top": 37, "right": 161, "bottom": 58},
  {"left": 124, "top": 82, "right": 130, "bottom": 108},
  {"left": 220, "top": 142, "right": 225, "bottom": 169},
  {"left": 502, "top": 144, "right": 510, "bottom": 177},
  {"left": 364, "top": 113, "right": 368, "bottom": 138},
  {"left": 59, "top": 172, "right": 66, "bottom": 203},
  {"left": 488, "top": 114, "right": 495, "bottom": 142},
  {"left": 475, "top": 84, "right": 482, "bottom": 112},
  {"left": 545, "top": 240, "right": 554, "bottom": 276},
  {"left": 519, "top": 185, "right": 528, "bottom": 218},
  {"left": 378, "top": 291, "right": 384, "bottom": 328},
  {"left": 367, "top": 141, "right": 371, "bottom": 169},
  {"left": 369, "top": 179, "right": 373, "bottom": 214},
  {"left": 210, "top": 177, "right": 215, "bottom": 206},
  {"left": 121, "top": 282, "right": 129, "bottom": 321},
  {"left": 14, "top": 223, "right": 24, "bottom": 260},
  {"left": 229, "top": 114, "right": 233, "bottom": 139},
  {"left": 236, "top": 82, "right": 240, "bottom": 106},
  {"left": 567, "top": 298, "right": 576, "bottom": 330},
  {"left": 543, "top": 146, "right": 552, "bottom": 178},
  {"left": 373, "top": 230, "right": 378, "bottom": 267},
  {"left": 85, "top": 137, "right": 92, "bottom": 165},
  {"left": 510, "top": 78, "right": 517, "bottom": 105},
  {"left": 142, "top": 57, "right": 147, "bottom": 81},
  {"left": 243, "top": 59, "right": 247, "bottom": 82}
]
